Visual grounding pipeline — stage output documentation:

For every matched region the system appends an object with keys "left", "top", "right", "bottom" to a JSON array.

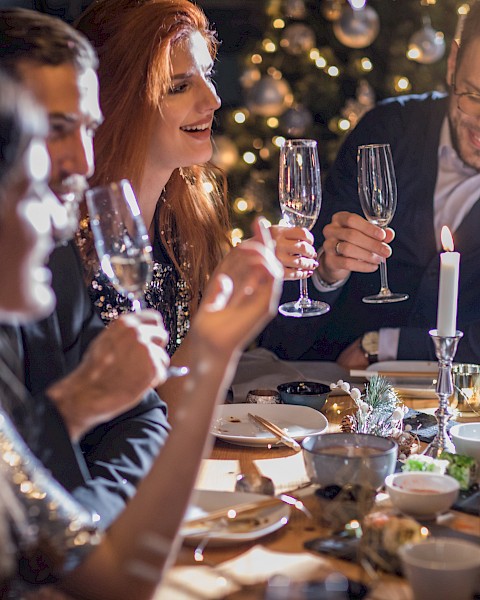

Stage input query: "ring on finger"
[{"left": 335, "top": 241, "right": 343, "bottom": 256}]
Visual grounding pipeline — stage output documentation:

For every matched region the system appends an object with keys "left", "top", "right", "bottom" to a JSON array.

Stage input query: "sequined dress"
[
  {"left": 0, "top": 409, "right": 101, "bottom": 598},
  {"left": 76, "top": 203, "right": 191, "bottom": 357}
]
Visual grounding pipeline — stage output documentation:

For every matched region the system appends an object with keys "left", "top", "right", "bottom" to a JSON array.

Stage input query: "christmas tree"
[{"left": 210, "top": 0, "right": 468, "bottom": 242}]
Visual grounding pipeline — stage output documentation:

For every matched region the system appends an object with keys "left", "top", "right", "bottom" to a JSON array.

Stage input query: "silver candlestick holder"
[{"left": 423, "top": 329, "right": 463, "bottom": 458}]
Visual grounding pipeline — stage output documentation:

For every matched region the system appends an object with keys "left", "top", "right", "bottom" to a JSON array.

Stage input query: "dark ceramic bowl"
[
  {"left": 277, "top": 381, "right": 330, "bottom": 412},
  {"left": 302, "top": 432, "right": 397, "bottom": 490}
]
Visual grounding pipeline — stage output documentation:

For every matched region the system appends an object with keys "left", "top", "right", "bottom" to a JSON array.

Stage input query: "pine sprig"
[{"left": 364, "top": 376, "right": 398, "bottom": 412}]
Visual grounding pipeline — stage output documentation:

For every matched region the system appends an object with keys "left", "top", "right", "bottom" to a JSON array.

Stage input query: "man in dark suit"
[
  {"left": 259, "top": 3, "right": 480, "bottom": 368},
  {"left": 0, "top": 8, "right": 171, "bottom": 526}
]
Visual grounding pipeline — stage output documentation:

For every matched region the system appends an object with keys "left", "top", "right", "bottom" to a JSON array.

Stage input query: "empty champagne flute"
[
  {"left": 86, "top": 179, "right": 188, "bottom": 378},
  {"left": 278, "top": 139, "right": 330, "bottom": 318},
  {"left": 357, "top": 144, "right": 409, "bottom": 304}
]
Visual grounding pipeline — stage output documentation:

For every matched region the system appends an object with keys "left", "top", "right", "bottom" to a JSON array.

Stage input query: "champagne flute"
[
  {"left": 278, "top": 139, "right": 330, "bottom": 318},
  {"left": 86, "top": 179, "right": 188, "bottom": 378},
  {"left": 357, "top": 144, "right": 409, "bottom": 304}
]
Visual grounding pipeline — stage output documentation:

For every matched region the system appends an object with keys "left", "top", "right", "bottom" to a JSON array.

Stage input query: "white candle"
[{"left": 436, "top": 226, "right": 460, "bottom": 337}]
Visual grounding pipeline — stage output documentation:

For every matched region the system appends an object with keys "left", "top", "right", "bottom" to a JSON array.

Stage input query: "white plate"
[
  {"left": 180, "top": 490, "right": 290, "bottom": 546},
  {"left": 211, "top": 403, "right": 328, "bottom": 447},
  {"left": 366, "top": 361, "right": 437, "bottom": 398}
]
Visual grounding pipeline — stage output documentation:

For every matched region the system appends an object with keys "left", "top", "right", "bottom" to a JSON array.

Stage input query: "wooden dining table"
[{"left": 157, "top": 364, "right": 480, "bottom": 600}]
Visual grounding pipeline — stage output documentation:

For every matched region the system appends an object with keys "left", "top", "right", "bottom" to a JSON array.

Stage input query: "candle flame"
[{"left": 441, "top": 226, "right": 454, "bottom": 252}]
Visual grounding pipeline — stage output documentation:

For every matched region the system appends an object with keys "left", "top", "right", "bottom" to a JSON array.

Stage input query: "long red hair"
[{"left": 76, "top": 0, "right": 231, "bottom": 312}]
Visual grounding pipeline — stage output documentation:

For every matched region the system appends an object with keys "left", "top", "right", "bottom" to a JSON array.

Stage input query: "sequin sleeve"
[{"left": 0, "top": 409, "right": 101, "bottom": 588}]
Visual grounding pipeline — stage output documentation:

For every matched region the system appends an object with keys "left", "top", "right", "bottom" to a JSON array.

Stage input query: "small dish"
[
  {"left": 450, "top": 423, "right": 480, "bottom": 462},
  {"left": 385, "top": 472, "right": 459, "bottom": 519},
  {"left": 277, "top": 381, "right": 330, "bottom": 412}
]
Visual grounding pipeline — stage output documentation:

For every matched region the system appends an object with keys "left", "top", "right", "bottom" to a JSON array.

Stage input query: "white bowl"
[
  {"left": 385, "top": 472, "right": 459, "bottom": 518},
  {"left": 450, "top": 423, "right": 480, "bottom": 462},
  {"left": 399, "top": 538, "right": 480, "bottom": 600}
]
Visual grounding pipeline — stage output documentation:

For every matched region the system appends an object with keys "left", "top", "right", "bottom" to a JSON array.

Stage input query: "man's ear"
[{"left": 447, "top": 40, "right": 459, "bottom": 86}]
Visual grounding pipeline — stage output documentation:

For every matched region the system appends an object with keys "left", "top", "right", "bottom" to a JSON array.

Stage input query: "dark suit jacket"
[
  {"left": 19, "top": 242, "right": 170, "bottom": 527},
  {"left": 259, "top": 92, "right": 480, "bottom": 363}
]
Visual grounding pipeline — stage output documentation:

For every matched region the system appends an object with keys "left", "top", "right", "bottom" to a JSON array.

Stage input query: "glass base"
[
  {"left": 278, "top": 299, "right": 330, "bottom": 318},
  {"left": 362, "top": 292, "right": 409, "bottom": 304}
]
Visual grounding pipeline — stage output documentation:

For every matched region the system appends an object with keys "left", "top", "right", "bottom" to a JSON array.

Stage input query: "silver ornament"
[
  {"left": 333, "top": 5, "right": 380, "bottom": 49},
  {"left": 280, "top": 105, "right": 313, "bottom": 136},
  {"left": 408, "top": 20, "right": 446, "bottom": 65},
  {"left": 246, "top": 76, "right": 292, "bottom": 116},
  {"left": 281, "top": 23, "right": 316, "bottom": 55},
  {"left": 283, "top": 0, "right": 307, "bottom": 20}
]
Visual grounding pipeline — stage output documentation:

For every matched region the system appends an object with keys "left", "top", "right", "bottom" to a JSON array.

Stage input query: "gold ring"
[{"left": 335, "top": 241, "right": 342, "bottom": 256}]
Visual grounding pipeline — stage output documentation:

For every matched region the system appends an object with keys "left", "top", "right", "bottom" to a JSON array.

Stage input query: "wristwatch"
[{"left": 360, "top": 331, "right": 379, "bottom": 364}]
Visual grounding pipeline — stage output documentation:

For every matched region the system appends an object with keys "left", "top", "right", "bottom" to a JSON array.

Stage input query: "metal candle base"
[{"left": 423, "top": 329, "right": 463, "bottom": 458}]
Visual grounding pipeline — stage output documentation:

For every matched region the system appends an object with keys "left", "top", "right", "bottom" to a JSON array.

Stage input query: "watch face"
[{"left": 362, "top": 332, "right": 379, "bottom": 355}]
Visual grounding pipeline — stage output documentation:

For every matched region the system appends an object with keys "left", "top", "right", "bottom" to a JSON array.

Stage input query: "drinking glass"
[
  {"left": 86, "top": 179, "right": 188, "bottom": 378},
  {"left": 278, "top": 139, "right": 330, "bottom": 318},
  {"left": 357, "top": 144, "right": 409, "bottom": 304}
]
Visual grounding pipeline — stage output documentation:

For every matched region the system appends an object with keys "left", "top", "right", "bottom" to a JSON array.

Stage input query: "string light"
[
  {"left": 394, "top": 76, "right": 411, "bottom": 92},
  {"left": 458, "top": 3, "right": 470, "bottom": 15},
  {"left": 273, "top": 136, "right": 286, "bottom": 147},
  {"left": 273, "top": 18, "right": 285, "bottom": 29},
  {"left": 230, "top": 228, "right": 244, "bottom": 246},
  {"left": 251, "top": 53, "right": 262, "bottom": 64},
  {"left": 202, "top": 181, "right": 214, "bottom": 194},
  {"left": 243, "top": 151, "right": 256, "bottom": 164},
  {"left": 233, "top": 110, "right": 247, "bottom": 124},
  {"left": 327, "top": 65, "right": 340, "bottom": 77},
  {"left": 338, "top": 118, "right": 351, "bottom": 131},
  {"left": 315, "top": 56, "right": 327, "bottom": 68},
  {"left": 309, "top": 48, "right": 320, "bottom": 60},
  {"left": 263, "top": 39, "right": 276, "bottom": 53},
  {"left": 360, "top": 57, "right": 373, "bottom": 72},
  {"left": 266, "top": 117, "right": 279, "bottom": 128}
]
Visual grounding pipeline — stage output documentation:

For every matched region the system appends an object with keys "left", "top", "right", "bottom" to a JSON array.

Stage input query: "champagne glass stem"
[
  {"left": 131, "top": 294, "right": 146, "bottom": 313},
  {"left": 299, "top": 278, "right": 309, "bottom": 304},
  {"left": 379, "top": 258, "right": 390, "bottom": 296}
]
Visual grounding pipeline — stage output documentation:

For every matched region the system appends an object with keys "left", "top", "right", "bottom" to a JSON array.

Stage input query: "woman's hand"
[{"left": 270, "top": 225, "right": 318, "bottom": 280}]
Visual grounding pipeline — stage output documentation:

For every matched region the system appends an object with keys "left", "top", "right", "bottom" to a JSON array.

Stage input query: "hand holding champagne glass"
[
  {"left": 357, "top": 144, "right": 409, "bottom": 304},
  {"left": 86, "top": 179, "right": 188, "bottom": 378},
  {"left": 278, "top": 139, "right": 330, "bottom": 318}
]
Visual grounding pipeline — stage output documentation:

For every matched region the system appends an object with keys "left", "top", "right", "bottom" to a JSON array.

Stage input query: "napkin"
[
  {"left": 218, "top": 544, "right": 331, "bottom": 585},
  {"left": 154, "top": 565, "right": 240, "bottom": 600},
  {"left": 403, "top": 408, "right": 458, "bottom": 443},
  {"left": 254, "top": 452, "right": 311, "bottom": 494},
  {"left": 194, "top": 459, "right": 240, "bottom": 492}
]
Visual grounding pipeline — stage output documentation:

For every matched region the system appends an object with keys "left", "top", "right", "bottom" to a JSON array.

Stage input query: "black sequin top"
[{"left": 76, "top": 203, "right": 191, "bottom": 357}]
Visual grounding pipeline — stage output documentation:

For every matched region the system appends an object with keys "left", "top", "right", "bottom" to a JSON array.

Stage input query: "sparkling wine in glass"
[
  {"left": 278, "top": 139, "right": 330, "bottom": 318},
  {"left": 86, "top": 179, "right": 153, "bottom": 312},
  {"left": 86, "top": 180, "right": 189, "bottom": 379},
  {"left": 357, "top": 144, "right": 409, "bottom": 304}
]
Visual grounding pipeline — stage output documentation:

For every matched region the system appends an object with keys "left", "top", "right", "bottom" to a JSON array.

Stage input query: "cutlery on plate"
[
  {"left": 350, "top": 369, "right": 437, "bottom": 379},
  {"left": 183, "top": 493, "right": 306, "bottom": 528},
  {"left": 247, "top": 413, "right": 301, "bottom": 452}
]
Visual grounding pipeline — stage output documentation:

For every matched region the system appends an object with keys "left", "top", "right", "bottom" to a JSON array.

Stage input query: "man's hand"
[
  {"left": 336, "top": 336, "right": 369, "bottom": 370},
  {"left": 318, "top": 211, "right": 395, "bottom": 284},
  {"left": 270, "top": 225, "right": 318, "bottom": 280},
  {"left": 48, "top": 310, "right": 170, "bottom": 441}
]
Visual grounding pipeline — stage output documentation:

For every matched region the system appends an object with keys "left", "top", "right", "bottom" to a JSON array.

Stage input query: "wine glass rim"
[
  {"left": 358, "top": 143, "right": 391, "bottom": 150},
  {"left": 283, "top": 139, "right": 317, "bottom": 147}
]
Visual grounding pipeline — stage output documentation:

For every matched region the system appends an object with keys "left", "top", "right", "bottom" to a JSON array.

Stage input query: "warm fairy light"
[
  {"left": 259, "top": 147, "right": 271, "bottom": 159},
  {"left": 227, "top": 509, "right": 237, "bottom": 519},
  {"left": 349, "top": 0, "right": 366, "bottom": 8},
  {"left": 267, "top": 117, "right": 279, "bottom": 128},
  {"left": 407, "top": 47, "right": 421, "bottom": 60},
  {"left": 231, "top": 228, "right": 244, "bottom": 246},
  {"left": 315, "top": 56, "right": 327, "bottom": 69},
  {"left": 394, "top": 76, "right": 411, "bottom": 92},
  {"left": 360, "top": 57, "right": 373, "bottom": 71},
  {"left": 309, "top": 48, "right": 320, "bottom": 60},
  {"left": 263, "top": 39, "right": 276, "bottom": 53},
  {"left": 273, "top": 136, "right": 286, "bottom": 147},
  {"left": 441, "top": 226, "right": 454, "bottom": 252},
  {"left": 234, "top": 198, "right": 249, "bottom": 213},
  {"left": 234, "top": 111, "right": 246, "bottom": 124},
  {"left": 458, "top": 3, "right": 470, "bottom": 15},
  {"left": 420, "top": 526, "right": 429, "bottom": 537},
  {"left": 349, "top": 519, "right": 361, "bottom": 529},
  {"left": 273, "top": 18, "right": 285, "bottom": 29},
  {"left": 243, "top": 151, "right": 256, "bottom": 164},
  {"left": 327, "top": 65, "right": 340, "bottom": 77},
  {"left": 338, "top": 118, "right": 351, "bottom": 131},
  {"left": 253, "top": 138, "right": 263, "bottom": 149},
  {"left": 251, "top": 53, "right": 262, "bottom": 64},
  {"left": 202, "top": 181, "right": 214, "bottom": 194}
]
